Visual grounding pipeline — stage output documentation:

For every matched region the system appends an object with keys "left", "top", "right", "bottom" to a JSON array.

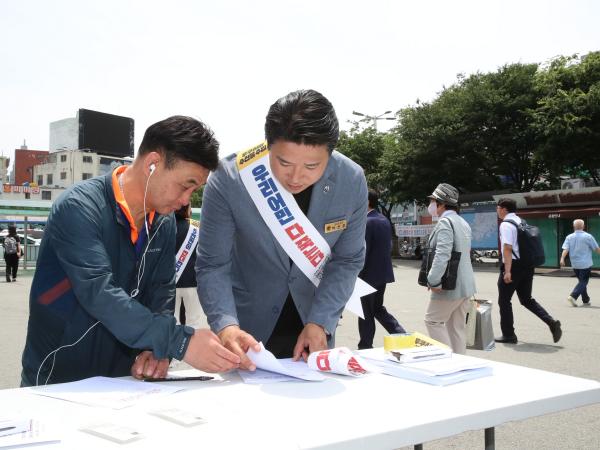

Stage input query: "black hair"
[
  {"left": 8, "top": 225, "right": 17, "bottom": 237},
  {"left": 139, "top": 116, "right": 219, "bottom": 171},
  {"left": 368, "top": 190, "right": 379, "bottom": 209},
  {"left": 497, "top": 198, "right": 517, "bottom": 213},
  {"left": 265, "top": 89, "right": 339, "bottom": 153},
  {"left": 435, "top": 200, "right": 459, "bottom": 212}
]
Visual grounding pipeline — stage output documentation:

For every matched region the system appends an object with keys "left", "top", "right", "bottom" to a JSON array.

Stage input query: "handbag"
[
  {"left": 467, "top": 298, "right": 495, "bottom": 351},
  {"left": 417, "top": 218, "right": 461, "bottom": 290}
]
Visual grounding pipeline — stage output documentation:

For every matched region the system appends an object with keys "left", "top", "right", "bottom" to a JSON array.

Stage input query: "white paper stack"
[{"left": 360, "top": 348, "right": 493, "bottom": 386}]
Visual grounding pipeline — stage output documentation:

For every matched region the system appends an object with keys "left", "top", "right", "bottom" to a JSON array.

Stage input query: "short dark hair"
[
  {"left": 497, "top": 198, "right": 517, "bottom": 213},
  {"left": 368, "top": 190, "right": 379, "bottom": 209},
  {"left": 265, "top": 89, "right": 339, "bottom": 153},
  {"left": 8, "top": 225, "right": 17, "bottom": 237},
  {"left": 139, "top": 116, "right": 219, "bottom": 171},
  {"left": 435, "top": 200, "right": 458, "bottom": 212}
]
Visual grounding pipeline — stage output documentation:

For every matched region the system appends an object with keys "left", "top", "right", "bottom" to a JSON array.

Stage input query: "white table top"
[{"left": 2, "top": 357, "right": 600, "bottom": 449}]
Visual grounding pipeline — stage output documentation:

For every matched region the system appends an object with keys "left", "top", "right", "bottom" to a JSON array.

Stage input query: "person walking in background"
[
  {"left": 3, "top": 225, "right": 21, "bottom": 282},
  {"left": 561, "top": 219, "right": 600, "bottom": 307},
  {"left": 357, "top": 190, "right": 405, "bottom": 350},
  {"left": 494, "top": 198, "right": 562, "bottom": 344},
  {"left": 174, "top": 204, "right": 204, "bottom": 329},
  {"left": 423, "top": 184, "right": 476, "bottom": 354}
]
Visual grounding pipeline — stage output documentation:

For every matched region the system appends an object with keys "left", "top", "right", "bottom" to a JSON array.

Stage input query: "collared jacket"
[
  {"left": 359, "top": 209, "right": 395, "bottom": 287},
  {"left": 427, "top": 211, "right": 477, "bottom": 301},
  {"left": 196, "top": 151, "right": 367, "bottom": 344},
  {"left": 21, "top": 172, "right": 193, "bottom": 386}
]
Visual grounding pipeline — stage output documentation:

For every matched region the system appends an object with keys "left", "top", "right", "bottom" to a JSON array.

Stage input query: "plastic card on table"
[
  {"left": 149, "top": 408, "right": 207, "bottom": 427},
  {"left": 80, "top": 423, "right": 143, "bottom": 444}
]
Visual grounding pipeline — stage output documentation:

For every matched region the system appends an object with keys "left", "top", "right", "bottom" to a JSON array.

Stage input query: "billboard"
[{"left": 78, "top": 109, "right": 134, "bottom": 158}]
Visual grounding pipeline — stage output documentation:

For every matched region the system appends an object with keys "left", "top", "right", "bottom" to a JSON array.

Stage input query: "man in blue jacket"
[
  {"left": 21, "top": 116, "right": 240, "bottom": 386},
  {"left": 357, "top": 190, "right": 405, "bottom": 349}
]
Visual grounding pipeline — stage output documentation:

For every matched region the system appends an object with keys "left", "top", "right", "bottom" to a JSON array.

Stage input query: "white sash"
[
  {"left": 175, "top": 218, "right": 200, "bottom": 283},
  {"left": 237, "top": 142, "right": 373, "bottom": 318}
]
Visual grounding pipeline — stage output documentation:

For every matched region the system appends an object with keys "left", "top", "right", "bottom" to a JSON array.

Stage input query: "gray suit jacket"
[
  {"left": 196, "top": 151, "right": 367, "bottom": 344},
  {"left": 427, "top": 212, "right": 477, "bottom": 301}
]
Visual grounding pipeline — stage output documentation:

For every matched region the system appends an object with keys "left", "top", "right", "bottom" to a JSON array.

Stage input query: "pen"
[{"left": 143, "top": 376, "right": 214, "bottom": 382}]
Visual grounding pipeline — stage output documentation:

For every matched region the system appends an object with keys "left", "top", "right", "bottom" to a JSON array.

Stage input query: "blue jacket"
[
  {"left": 359, "top": 209, "right": 395, "bottom": 287},
  {"left": 196, "top": 151, "right": 367, "bottom": 343},
  {"left": 21, "top": 172, "right": 194, "bottom": 386}
]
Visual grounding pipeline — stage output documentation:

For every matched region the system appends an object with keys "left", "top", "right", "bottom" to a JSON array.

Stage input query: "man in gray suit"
[
  {"left": 196, "top": 89, "right": 368, "bottom": 369},
  {"left": 423, "top": 183, "right": 476, "bottom": 354}
]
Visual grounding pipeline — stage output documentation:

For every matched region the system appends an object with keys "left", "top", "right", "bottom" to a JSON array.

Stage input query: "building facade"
[
  {"left": 32, "top": 150, "right": 131, "bottom": 189},
  {"left": 13, "top": 146, "right": 49, "bottom": 185}
]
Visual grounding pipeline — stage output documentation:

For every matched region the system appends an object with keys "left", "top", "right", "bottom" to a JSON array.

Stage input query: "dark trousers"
[
  {"left": 358, "top": 284, "right": 406, "bottom": 349},
  {"left": 571, "top": 268, "right": 591, "bottom": 302},
  {"left": 4, "top": 254, "right": 18, "bottom": 281},
  {"left": 498, "top": 261, "right": 554, "bottom": 337},
  {"left": 265, "top": 294, "right": 305, "bottom": 358}
]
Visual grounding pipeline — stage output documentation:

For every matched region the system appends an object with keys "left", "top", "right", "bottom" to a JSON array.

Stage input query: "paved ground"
[{"left": 1, "top": 261, "right": 598, "bottom": 449}]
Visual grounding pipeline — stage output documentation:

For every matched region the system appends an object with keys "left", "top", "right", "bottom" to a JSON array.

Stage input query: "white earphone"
[{"left": 149, "top": 163, "right": 156, "bottom": 174}]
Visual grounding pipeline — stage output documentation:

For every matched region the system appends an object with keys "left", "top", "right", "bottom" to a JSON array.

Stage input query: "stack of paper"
[
  {"left": 360, "top": 348, "right": 493, "bottom": 386},
  {"left": 0, "top": 419, "right": 60, "bottom": 448}
]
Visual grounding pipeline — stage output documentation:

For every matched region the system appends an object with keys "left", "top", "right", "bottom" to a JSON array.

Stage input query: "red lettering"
[
  {"left": 303, "top": 246, "right": 319, "bottom": 259},
  {"left": 316, "top": 351, "right": 331, "bottom": 371},
  {"left": 308, "top": 251, "right": 324, "bottom": 267},
  {"left": 285, "top": 223, "right": 304, "bottom": 240},
  {"left": 295, "top": 236, "right": 313, "bottom": 251}
]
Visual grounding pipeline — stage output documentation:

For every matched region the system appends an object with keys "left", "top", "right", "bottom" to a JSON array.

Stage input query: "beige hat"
[{"left": 428, "top": 183, "right": 459, "bottom": 206}]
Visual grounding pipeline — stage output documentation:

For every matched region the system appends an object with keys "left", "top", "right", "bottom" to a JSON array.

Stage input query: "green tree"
[
  {"left": 190, "top": 186, "right": 204, "bottom": 208},
  {"left": 336, "top": 126, "right": 399, "bottom": 218},
  {"left": 381, "top": 63, "right": 548, "bottom": 203},
  {"left": 533, "top": 51, "right": 600, "bottom": 185}
]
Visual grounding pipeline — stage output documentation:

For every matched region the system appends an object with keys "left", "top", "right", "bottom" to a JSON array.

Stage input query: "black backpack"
[{"left": 503, "top": 219, "right": 545, "bottom": 268}]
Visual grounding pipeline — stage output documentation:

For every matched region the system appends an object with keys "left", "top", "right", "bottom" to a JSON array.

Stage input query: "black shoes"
[
  {"left": 495, "top": 335, "right": 518, "bottom": 344},
  {"left": 550, "top": 320, "right": 562, "bottom": 343}
]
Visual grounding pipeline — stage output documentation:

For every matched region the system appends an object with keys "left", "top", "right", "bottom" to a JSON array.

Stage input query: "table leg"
[{"left": 484, "top": 427, "right": 495, "bottom": 450}]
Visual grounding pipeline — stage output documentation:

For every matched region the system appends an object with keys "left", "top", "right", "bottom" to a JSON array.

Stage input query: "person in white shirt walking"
[
  {"left": 560, "top": 219, "right": 600, "bottom": 307},
  {"left": 494, "top": 198, "right": 562, "bottom": 344}
]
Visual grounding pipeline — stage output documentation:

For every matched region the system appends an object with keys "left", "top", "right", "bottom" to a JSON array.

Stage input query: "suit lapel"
[{"left": 307, "top": 154, "right": 337, "bottom": 237}]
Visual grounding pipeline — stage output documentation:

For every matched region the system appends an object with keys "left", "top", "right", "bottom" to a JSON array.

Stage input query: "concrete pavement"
[{"left": 1, "top": 261, "right": 598, "bottom": 449}]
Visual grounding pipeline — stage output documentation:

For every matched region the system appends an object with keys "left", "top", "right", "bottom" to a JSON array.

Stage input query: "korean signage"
[
  {"left": 395, "top": 224, "right": 435, "bottom": 237},
  {"left": 3, "top": 185, "right": 40, "bottom": 194}
]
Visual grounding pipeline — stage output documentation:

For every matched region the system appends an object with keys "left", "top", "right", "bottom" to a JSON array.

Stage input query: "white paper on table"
[
  {"left": 30, "top": 376, "right": 183, "bottom": 410},
  {"left": 400, "top": 354, "right": 489, "bottom": 375},
  {"left": 237, "top": 368, "right": 300, "bottom": 384},
  {"left": 242, "top": 343, "right": 325, "bottom": 382},
  {"left": 0, "top": 419, "right": 60, "bottom": 449},
  {"left": 345, "top": 278, "right": 376, "bottom": 319},
  {"left": 361, "top": 348, "right": 488, "bottom": 375}
]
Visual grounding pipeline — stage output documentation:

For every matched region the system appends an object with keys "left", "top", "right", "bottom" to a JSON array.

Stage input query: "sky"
[{"left": 1, "top": 0, "right": 598, "bottom": 170}]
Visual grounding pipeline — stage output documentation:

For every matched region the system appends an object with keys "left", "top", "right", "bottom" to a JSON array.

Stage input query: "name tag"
[{"left": 325, "top": 219, "right": 347, "bottom": 233}]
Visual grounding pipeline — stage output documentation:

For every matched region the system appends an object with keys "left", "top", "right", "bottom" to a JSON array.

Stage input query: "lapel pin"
[{"left": 323, "top": 185, "right": 330, "bottom": 193}]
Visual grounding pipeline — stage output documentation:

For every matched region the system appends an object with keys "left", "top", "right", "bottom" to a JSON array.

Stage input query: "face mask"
[{"left": 427, "top": 202, "right": 438, "bottom": 217}]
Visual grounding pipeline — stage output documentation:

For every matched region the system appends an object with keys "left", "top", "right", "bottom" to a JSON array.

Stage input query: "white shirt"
[{"left": 499, "top": 212, "right": 520, "bottom": 262}]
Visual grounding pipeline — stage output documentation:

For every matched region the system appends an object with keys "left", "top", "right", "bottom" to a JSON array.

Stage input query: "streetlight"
[{"left": 352, "top": 110, "right": 396, "bottom": 131}]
